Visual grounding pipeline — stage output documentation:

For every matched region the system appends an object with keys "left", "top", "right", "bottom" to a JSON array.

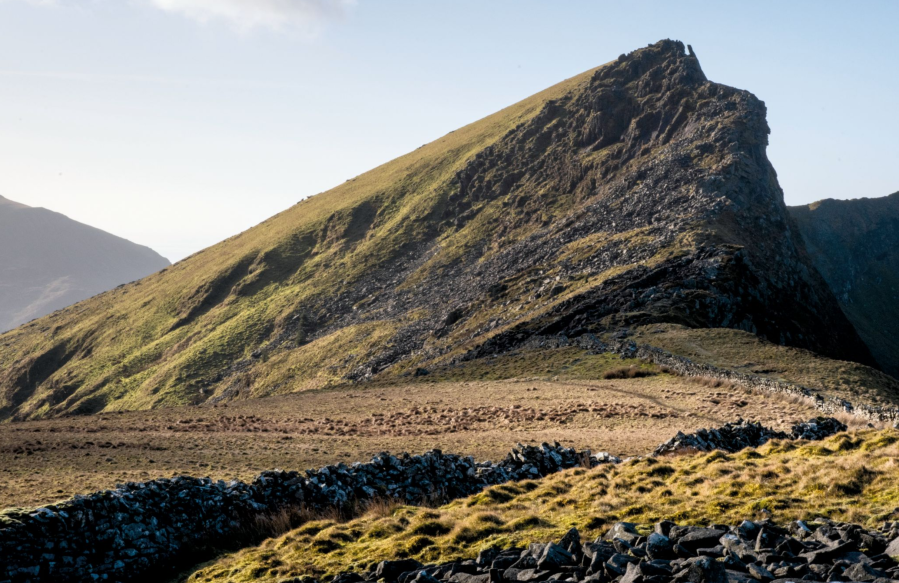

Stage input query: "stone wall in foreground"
[
  {"left": 0, "top": 443, "right": 591, "bottom": 583},
  {"left": 0, "top": 411, "right": 852, "bottom": 583},
  {"left": 3, "top": 331, "right": 891, "bottom": 583}
]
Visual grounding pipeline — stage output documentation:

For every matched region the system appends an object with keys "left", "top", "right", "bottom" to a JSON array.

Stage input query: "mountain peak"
[
  {"left": 607, "top": 39, "right": 707, "bottom": 87},
  {"left": 0, "top": 40, "right": 876, "bottom": 420}
]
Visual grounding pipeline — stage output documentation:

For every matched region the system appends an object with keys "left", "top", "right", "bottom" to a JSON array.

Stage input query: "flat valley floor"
[{"left": 0, "top": 359, "right": 822, "bottom": 509}]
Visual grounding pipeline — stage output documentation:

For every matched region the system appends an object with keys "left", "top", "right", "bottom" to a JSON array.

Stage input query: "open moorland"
[{"left": 0, "top": 348, "right": 827, "bottom": 509}]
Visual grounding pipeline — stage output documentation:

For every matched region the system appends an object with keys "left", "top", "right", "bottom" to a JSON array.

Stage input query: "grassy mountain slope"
[
  {"left": 0, "top": 40, "right": 876, "bottom": 421},
  {"left": 0, "top": 196, "right": 170, "bottom": 332},
  {"left": 0, "top": 60, "right": 599, "bottom": 421},
  {"left": 789, "top": 193, "right": 899, "bottom": 377},
  {"left": 186, "top": 429, "right": 899, "bottom": 582}
]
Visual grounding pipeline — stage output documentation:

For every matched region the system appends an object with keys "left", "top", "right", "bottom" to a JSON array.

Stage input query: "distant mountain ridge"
[
  {"left": 0, "top": 195, "right": 170, "bottom": 332},
  {"left": 790, "top": 192, "right": 899, "bottom": 377},
  {"left": 0, "top": 40, "right": 880, "bottom": 420}
]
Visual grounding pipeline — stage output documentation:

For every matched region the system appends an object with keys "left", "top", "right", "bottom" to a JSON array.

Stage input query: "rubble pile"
[
  {"left": 790, "top": 418, "right": 850, "bottom": 441},
  {"left": 652, "top": 417, "right": 846, "bottom": 456},
  {"left": 335, "top": 519, "right": 899, "bottom": 583}
]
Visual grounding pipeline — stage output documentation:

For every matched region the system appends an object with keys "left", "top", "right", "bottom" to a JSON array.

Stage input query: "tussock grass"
[
  {"left": 409, "top": 520, "right": 452, "bottom": 537},
  {"left": 360, "top": 498, "right": 404, "bottom": 520},
  {"left": 689, "top": 376, "right": 739, "bottom": 390},
  {"left": 185, "top": 429, "right": 899, "bottom": 583}
]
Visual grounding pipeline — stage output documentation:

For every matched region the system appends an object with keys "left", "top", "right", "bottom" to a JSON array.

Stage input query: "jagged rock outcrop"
[
  {"left": 0, "top": 40, "right": 875, "bottom": 419},
  {"left": 448, "top": 41, "right": 873, "bottom": 368},
  {"left": 790, "top": 192, "right": 899, "bottom": 378}
]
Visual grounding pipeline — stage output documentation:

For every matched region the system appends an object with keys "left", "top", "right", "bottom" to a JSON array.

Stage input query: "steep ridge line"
[
  {"left": 0, "top": 39, "right": 876, "bottom": 421},
  {"left": 0, "top": 418, "right": 847, "bottom": 583}
]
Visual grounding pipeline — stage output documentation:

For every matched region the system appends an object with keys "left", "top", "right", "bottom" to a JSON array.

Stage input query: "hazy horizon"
[{"left": 1, "top": 0, "right": 897, "bottom": 262}]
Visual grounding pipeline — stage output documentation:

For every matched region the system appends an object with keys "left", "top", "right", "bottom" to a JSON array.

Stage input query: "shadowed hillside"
[
  {"left": 790, "top": 192, "right": 899, "bottom": 377},
  {"left": 0, "top": 40, "right": 877, "bottom": 421},
  {"left": 0, "top": 196, "right": 169, "bottom": 332}
]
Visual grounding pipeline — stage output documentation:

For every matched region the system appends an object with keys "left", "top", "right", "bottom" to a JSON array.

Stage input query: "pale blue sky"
[{"left": 0, "top": 0, "right": 896, "bottom": 262}]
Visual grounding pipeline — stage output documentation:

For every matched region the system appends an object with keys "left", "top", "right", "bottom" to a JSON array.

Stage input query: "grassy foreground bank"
[{"left": 185, "top": 429, "right": 899, "bottom": 582}]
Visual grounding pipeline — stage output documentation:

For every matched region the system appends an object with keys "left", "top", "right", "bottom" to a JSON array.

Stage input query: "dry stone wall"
[
  {"left": 519, "top": 334, "right": 899, "bottom": 426},
  {"left": 0, "top": 443, "right": 593, "bottom": 583},
  {"left": 617, "top": 340, "right": 899, "bottom": 426},
  {"left": 652, "top": 417, "right": 846, "bottom": 456},
  {"left": 0, "top": 413, "right": 850, "bottom": 583},
  {"left": 1, "top": 332, "right": 884, "bottom": 583}
]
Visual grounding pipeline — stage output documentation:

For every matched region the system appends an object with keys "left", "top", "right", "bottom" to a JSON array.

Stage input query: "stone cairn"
[
  {"left": 341, "top": 518, "right": 899, "bottom": 583},
  {"left": 0, "top": 418, "right": 849, "bottom": 583}
]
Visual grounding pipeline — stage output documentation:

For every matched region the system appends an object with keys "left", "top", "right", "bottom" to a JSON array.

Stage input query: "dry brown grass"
[
  {"left": 729, "top": 383, "right": 887, "bottom": 430},
  {"left": 361, "top": 498, "right": 405, "bottom": 520},
  {"left": 688, "top": 376, "right": 739, "bottom": 390},
  {"left": 829, "top": 410, "right": 889, "bottom": 430},
  {"left": 0, "top": 359, "right": 822, "bottom": 509},
  {"left": 249, "top": 507, "right": 319, "bottom": 541}
]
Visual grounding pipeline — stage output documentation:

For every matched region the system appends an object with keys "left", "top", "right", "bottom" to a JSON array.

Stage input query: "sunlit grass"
[{"left": 185, "top": 429, "right": 899, "bottom": 582}]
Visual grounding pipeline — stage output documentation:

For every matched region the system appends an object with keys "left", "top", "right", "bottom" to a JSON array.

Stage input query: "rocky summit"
[{"left": 0, "top": 40, "right": 879, "bottom": 421}]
